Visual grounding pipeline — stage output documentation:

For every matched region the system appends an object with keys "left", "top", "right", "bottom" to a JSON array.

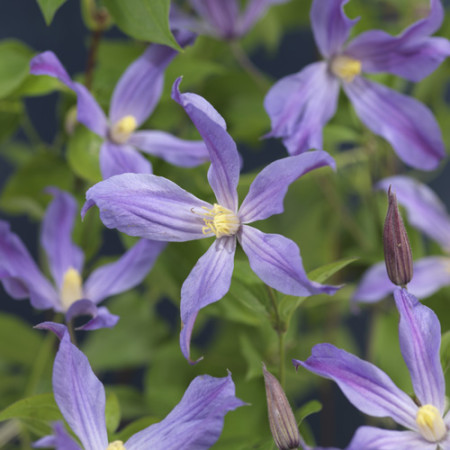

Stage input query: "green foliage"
[
  {"left": 103, "top": 0, "right": 180, "bottom": 49},
  {"left": 36, "top": 0, "right": 68, "bottom": 25}
]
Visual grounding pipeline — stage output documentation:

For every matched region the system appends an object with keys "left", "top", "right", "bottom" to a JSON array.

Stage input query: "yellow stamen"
[
  {"left": 60, "top": 267, "right": 83, "bottom": 311},
  {"left": 106, "top": 441, "right": 126, "bottom": 450},
  {"left": 201, "top": 204, "right": 240, "bottom": 238},
  {"left": 416, "top": 404, "right": 447, "bottom": 442},
  {"left": 109, "top": 115, "right": 137, "bottom": 144},
  {"left": 330, "top": 55, "right": 362, "bottom": 82}
]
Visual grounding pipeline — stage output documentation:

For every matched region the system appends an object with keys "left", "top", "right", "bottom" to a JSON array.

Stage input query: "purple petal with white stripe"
[
  {"left": 99, "top": 141, "right": 152, "bottom": 179},
  {"left": 239, "top": 226, "right": 337, "bottom": 297},
  {"left": 343, "top": 76, "right": 445, "bottom": 170},
  {"left": 376, "top": 176, "right": 450, "bottom": 252},
  {"left": 172, "top": 78, "right": 240, "bottom": 211},
  {"left": 67, "top": 301, "right": 120, "bottom": 331},
  {"left": 264, "top": 62, "right": 340, "bottom": 155},
  {"left": 293, "top": 343, "right": 418, "bottom": 430},
  {"left": 83, "top": 173, "right": 211, "bottom": 242},
  {"left": 46, "top": 326, "right": 108, "bottom": 450},
  {"left": 33, "top": 422, "right": 82, "bottom": 450},
  {"left": 239, "top": 151, "right": 335, "bottom": 223},
  {"left": 30, "top": 51, "right": 108, "bottom": 137},
  {"left": 347, "top": 426, "right": 434, "bottom": 450},
  {"left": 310, "top": 0, "right": 359, "bottom": 58},
  {"left": 0, "top": 221, "right": 58, "bottom": 310},
  {"left": 125, "top": 372, "right": 245, "bottom": 449},
  {"left": 84, "top": 239, "right": 166, "bottom": 303},
  {"left": 394, "top": 287, "right": 445, "bottom": 413},
  {"left": 41, "top": 188, "right": 84, "bottom": 290},
  {"left": 128, "top": 130, "right": 209, "bottom": 167},
  {"left": 180, "top": 237, "right": 236, "bottom": 363}
]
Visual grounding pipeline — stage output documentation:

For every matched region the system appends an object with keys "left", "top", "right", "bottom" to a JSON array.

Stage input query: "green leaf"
[
  {"left": 0, "top": 313, "right": 44, "bottom": 366},
  {"left": 0, "top": 40, "right": 33, "bottom": 99},
  {"left": 308, "top": 257, "right": 358, "bottom": 284},
  {"left": 440, "top": 330, "right": 450, "bottom": 375},
  {"left": 105, "top": 391, "right": 121, "bottom": 434},
  {"left": 104, "top": 0, "right": 180, "bottom": 49},
  {"left": 67, "top": 126, "right": 102, "bottom": 183},
  {"left": 240, "top": 335, "right": 263, "bottom": 381},
  {"left": 0, "top": 393, "right": 62, "bottom": 437},
  {"left": 296, "top": 399, "right": 322, "bottom": 424},
  {"left": 36, "top": 0, "right": 68, "bottom": 25}
]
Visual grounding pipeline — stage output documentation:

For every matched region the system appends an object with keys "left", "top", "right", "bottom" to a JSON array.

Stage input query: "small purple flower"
[
  {"left": 354, "top": 175, "right": 450, "bottom": 304},
  {"left": 294, "top": 288, "right": 450, "bottom": 449},
  {"left": 82, "top": 78, "right": 339, "bottom": 362},
  {"left": 29, "top": 32, "right": 209, "bottom": 179},
  {"left": 0, "top": 188, "right": 165, "bottom": 330},
  {"left": 264, "top": 0, "right": 450, "bottom": 170},
  {"left": 170, "top": 0, "right": 288, "bottom": 41},
  {"left": 33, "top": 323, "right": 245, "bottom": 450}
]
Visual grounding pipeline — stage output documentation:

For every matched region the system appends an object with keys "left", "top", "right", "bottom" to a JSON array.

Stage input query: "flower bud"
[
  {"left": 263, "top": 364, "right": 300, "bottom": 450},
  {"left": 383, "top": 186, "right": 413, "bottom": 287}
]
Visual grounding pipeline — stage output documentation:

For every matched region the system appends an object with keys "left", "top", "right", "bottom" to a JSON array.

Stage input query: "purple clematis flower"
[
  {"left": 82, "top": 78, "right": 339, "bottom": 362},
  {"left": 0, "top": 187, "right": 165, "bottom": 330},
  {"left": 295, "top": 287, "right": 450, "bottom": 449},
  {"left": 29, "top": 32, "right": 209, "bottom": 179},
  {"left": 354, "top": 175, "right": 450, "bottom": 304},
  {"left": 264, "top": 0, "right": 450, "bottom": 170},
  {"left": 33, "top": 323, "right": 245, "bottom": 450},
  {"left": 170, "top": 0, "right": 289, "bottom": 41}
]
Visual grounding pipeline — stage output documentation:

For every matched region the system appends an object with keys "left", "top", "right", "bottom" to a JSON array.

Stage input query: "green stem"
[
  {"left": 0, "top": 421, "right": 19, "bottom": 448},
  {"left": 230, "top": 41, "right": 270, "bottom": 91}
]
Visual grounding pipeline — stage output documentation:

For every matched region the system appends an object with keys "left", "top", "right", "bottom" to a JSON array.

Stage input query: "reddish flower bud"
[
  {"left": 383, "top": 186, "right": 413, "bottom": 287},
  {"left": 263, "top": 364, "right": 300, "bottom": 450}
]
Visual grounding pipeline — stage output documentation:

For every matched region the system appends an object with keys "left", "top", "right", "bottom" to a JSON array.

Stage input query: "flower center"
[
  {"left": 106, "top": 441, "right": 126, "bottom": 450},
  {"left": 60, "top": 267, "right": 83, "bottom": 311},
  {"left": 201, "top": 204, "right": 240, "bottom": 238},
  {"left": 330, "top": 55, "right": 362, "bottom": 82},
  {"left": 416, "top": 404, "right": 447, "bottom": 442},
  {"left": 109, "top": 115, "right": 137, "bottom": 144}
]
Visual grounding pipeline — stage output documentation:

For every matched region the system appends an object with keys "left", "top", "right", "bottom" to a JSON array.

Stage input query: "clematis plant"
[
  {"left": 354, "top": 175, "right": 450, "bottom": 304},
  {"left": 294, "top": 287, "right": 450, "bottom": 449},
  {"left": 33, "top": 323, "right": 245, "bottom": 450},
  {"left": 29, "top": 32, "right": 209, "bottom": 179},
  {"left": 0, "top": 188, "right": 165, "bottom": 330},
  {"left": 264, "top": 0, "right": 450, "bottom": 170},
  {"left": 82, "top": 78, "right": 338, "bottom": 362},
  {"left": 170, "top": 0, "right": 288, "bottom": 41}
]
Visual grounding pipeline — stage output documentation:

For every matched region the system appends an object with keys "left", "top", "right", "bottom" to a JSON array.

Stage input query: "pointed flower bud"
[
  {"left": 263, "top": 364, "right": 300, "bottom": 450},
  {"left": 383, "top": 186, "right": 413, "bottom": 287}
]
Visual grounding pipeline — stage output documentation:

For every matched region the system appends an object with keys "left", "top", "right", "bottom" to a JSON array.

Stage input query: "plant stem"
[{"left": 85, "top": 28, "right": 103, "bottom": 91}]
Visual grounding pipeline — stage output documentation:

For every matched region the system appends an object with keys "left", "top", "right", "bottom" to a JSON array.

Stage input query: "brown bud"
[
  {"left": 263, "top": 364, "right": 300, "bottom": 450},
  {"left": 383, "top": 186, "right": 413, "bottom": 287}
]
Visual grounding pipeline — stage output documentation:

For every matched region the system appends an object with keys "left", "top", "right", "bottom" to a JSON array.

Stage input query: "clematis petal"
[
  {"left": 190, "top": 0, "right": 239, "bottom": 39},
  {"left": 83, "top": 173, "right": 211, "bottom": 242},
  {"left": 99, "top": 141, "right": 152, "bottom": 179},
  {"left": 310, "top": 0, "right": 358, "bottom": 58},
  {"left": 42, "top": 188, "right": 84, "bottom": 290},
  {"left": 343, "top": 76, "right": 445, "bottom": 170},
  {"left": 33, "top": 421, "right": 82, "bottom": 450},
  {"left": 125, "top": 372, "right": 245, "bottom": 449},
  {"left": 293, "top": 343, "right": 418, "bottom": 430},
  {"left": 394, "top": 288, "right": 445, "bottom": 414},
  {"left": 180, "top": 237, "right": 236, "bottom": 363},
  {"left": 84, "top": 239, "right": 166, "bottom": 303},
  {"left": 64, "top": 300, "right": 119, "bottom": 331},
  {"left": 238, "top": 0, "right": 288, "bottom": 37},
  {"left": 109, "top": 31, "right": 196, "bottom": 126},
  {"left": 0, "top": 221, "right": 58, "bottom": 310},
  {"left": 239, "top": 226, "right": 338, "bottom": 297},
  {"left": 38, "top": 324, "right": 108, "bottom": 450},
  {"left": 128, "top": 130, "right": 209, "bottom": 167},
  {"left": 376, "top": 176, "right": 450, "bottom": 252},
  {"left": 29, "top": 51, "right": 108, "bottom": 137},
  {"left": 264, "top": 62, "right": 340, "bottom": 156},
  {"left": 239, "top": 150, "right": 335, "bottom": 223},
  {"left": 172, "top": 78, "right": 240, "bottom": 211},
  {"left": 347, "top": 426, "right": 434, "bottom": 450},
  {"left": 352, "top": 261, "right": 395, "bottom": 304}
]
